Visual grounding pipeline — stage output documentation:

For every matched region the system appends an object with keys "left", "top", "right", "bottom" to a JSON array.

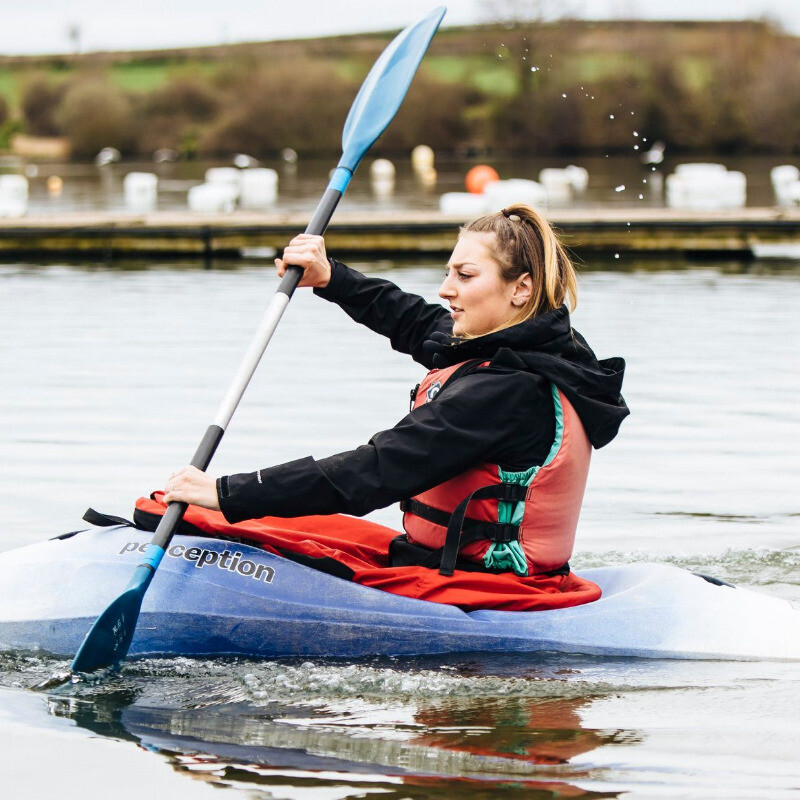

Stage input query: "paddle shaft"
[
  {"left": 71, "top": 7, "right": 446, "bottom": 672},
  {"left": 150, "top": 183, "right": 347, "bottom": 551}
]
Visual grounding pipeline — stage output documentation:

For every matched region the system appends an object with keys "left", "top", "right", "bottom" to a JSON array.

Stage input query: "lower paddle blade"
[{"left": 70, "top": 564, "right": 153, "bottom": 673}]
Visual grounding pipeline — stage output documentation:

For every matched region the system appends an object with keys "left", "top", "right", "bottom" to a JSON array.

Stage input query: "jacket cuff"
[
  {"left": 313, "top": 258, "right": 355, "bottom": 302},
  {"left": 216, "top": 470, "right": 261, "bottom": 524}
]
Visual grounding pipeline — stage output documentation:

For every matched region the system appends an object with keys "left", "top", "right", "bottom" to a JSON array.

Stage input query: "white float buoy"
[
  {"left": 564, "top": 165, "right": 589, "bottom": 192},
  {"left": 751, "top": 242, "right": 800, "bottom": 259},
  {"left": 439, "top": 192, "right": 489, "bottom": 216},
  {"left": 205, "top": 168, "right": 241, "bottom": 200},
  {"left": 666, "top": 166, "right": 746, "bottom": 211},
  {"left": 770, "top": 165, "right": 800, "bottom": 205},
  {"left": 0, "top": 174, "right": 28, "bottom": 218},
  {"left": 370, "top": 159, "right": 396, "bottom": 179},
  {"left": 233, "top": 153, "right": 259, "bottom": 169},
  {"left": 188, "top": 183, "right": 238, "bottom": 213},
  {"left": 538, "top": 169, "right": 572, "bottom": 204},
  {"left": 123, "top": 172, "right": 158, "bottom": 211},
  {"left": 370, "top": 158, "right": 395, "bottom": 197},
  {"left": 411, "top": 145, "right": 435, "bottom": 173},
  {"left": 0, "top": 174, "right": 28, "bottom": 199},
  {"left": 95, "top": 147, "right": 121, "bottom": 167},
  {"left": 674, "top": 163, "right": 727, "bottom": 176},
  {"left": 239, "top": 168, "right": 279, "bottom": 209},
  {"left": 485, "top": 178, "right": 548, "bottom": 210},
  {"left": 281, "top": 148, "right": 298, "bottom": 165},
  {"left": 786, "top": 181, "right": 800, "bottom": 205}
]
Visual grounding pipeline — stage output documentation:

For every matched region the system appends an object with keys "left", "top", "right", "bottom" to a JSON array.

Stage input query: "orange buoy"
[{"left": 465, "top": 165, "right": 499, "bottom": 194}]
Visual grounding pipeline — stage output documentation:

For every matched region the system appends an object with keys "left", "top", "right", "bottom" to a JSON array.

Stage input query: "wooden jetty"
[{"left": 1, "top": 208, "right": 799, "bottom": 259}]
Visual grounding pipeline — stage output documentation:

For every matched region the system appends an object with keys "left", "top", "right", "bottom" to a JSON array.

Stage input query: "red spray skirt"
[{"left": 136, "top": 494, "right": 601, "bottom": 612}]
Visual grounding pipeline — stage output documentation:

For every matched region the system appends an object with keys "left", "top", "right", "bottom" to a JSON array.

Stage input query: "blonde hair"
[{"left": 461, "top": 203, "right": 577, "bottom": 332}]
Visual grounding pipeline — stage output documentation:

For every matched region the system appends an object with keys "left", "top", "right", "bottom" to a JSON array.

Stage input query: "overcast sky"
[{"left": 1, "top": 0, "right": 798, "bottom": 55}]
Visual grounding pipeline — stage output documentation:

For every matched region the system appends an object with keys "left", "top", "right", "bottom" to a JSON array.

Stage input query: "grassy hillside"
[{"left": 1, "top": 20, "right": 798, "bottom": 158}]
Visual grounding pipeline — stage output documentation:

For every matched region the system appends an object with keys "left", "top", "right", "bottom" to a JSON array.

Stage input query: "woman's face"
[{"left": 439, "top": 232, "right": 528, "bottom": 337}]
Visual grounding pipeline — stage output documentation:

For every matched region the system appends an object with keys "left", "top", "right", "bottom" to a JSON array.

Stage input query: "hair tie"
[{"left": 501, "top": 208, "right": 522, "bottom": 223}]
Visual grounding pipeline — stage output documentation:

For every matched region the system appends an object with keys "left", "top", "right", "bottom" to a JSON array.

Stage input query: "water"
[
  {"left": 7, "top": 153, "right": 796, "bottom": 215},
  {"left": 1, "top": 257, "right": 799, "bottom": 797}
]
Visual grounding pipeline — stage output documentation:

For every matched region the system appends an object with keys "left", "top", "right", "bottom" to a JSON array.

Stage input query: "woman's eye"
[{"left": 458, "top": 272, "right": 471, "bottom": 280}]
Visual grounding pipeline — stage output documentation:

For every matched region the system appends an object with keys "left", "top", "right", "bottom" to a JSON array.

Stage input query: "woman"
[{"left": 160, "top": 204, "right": 629, "bottom": 609}]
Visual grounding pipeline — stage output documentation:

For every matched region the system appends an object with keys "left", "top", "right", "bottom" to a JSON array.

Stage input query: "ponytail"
[{"left": 462, "top": 204, "right": 577, "bottom": 328}]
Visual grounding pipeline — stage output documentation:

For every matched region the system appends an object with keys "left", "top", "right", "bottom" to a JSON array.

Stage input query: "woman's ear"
[{"left": 511, "top": 273, "right": 532, "bottom": 308}]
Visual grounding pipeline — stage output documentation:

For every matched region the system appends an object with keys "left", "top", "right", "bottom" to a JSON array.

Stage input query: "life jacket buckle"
[
  {"left": 499, "top": 483, "right": 526, "bottom": 503},
  {"left": 409, "top": 383, "right": 420, "bottom": 412},
  {"left": 490, "top": 523, "right": 518, "bottom": 544}
]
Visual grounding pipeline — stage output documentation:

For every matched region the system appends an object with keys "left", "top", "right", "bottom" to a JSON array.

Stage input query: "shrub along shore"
[{"left": 1, "top": 20, "right": 799, "bottom": 161}]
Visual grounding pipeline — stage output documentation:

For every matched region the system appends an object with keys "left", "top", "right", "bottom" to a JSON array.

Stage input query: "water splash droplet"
[
  {"left": 615, "top": 185, "right": 625, "bottom": 192},
  {"left": 609, "top": 114, "right": 615, "bottom": 120}
]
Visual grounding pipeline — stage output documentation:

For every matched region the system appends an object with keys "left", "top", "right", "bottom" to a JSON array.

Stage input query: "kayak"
[{"left": 1, "top": 522, "right": 798, "bottom": 661}]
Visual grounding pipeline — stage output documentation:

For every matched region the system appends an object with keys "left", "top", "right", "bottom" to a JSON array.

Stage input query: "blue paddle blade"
[
  {"left": 340, "top": 6, "right": 446, "bottom": 173},
  {"left": 71, "top": 561, "right": 157, "bottom": 672}
]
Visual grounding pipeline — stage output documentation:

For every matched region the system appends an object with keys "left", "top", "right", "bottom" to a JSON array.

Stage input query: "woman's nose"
[{"left": 439, "top": 274, "right": 455, "bottom": 299}]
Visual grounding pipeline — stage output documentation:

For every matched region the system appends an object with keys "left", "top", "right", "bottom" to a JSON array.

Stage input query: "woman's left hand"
[{"left": 164, "top": 466, "right": 221, "bottom": 511}]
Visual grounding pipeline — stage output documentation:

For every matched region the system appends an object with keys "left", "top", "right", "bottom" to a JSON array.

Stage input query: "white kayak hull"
[{"left": 0, "top": 525, "right": 798, "bottom": 661}]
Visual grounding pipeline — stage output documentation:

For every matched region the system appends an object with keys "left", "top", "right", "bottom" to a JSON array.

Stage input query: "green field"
[
  {"left": 1, "top": 20, "right": 796, "bottom": 157},
  {"left": 424, "top": 55, "right": 518, "bottom": 96}
]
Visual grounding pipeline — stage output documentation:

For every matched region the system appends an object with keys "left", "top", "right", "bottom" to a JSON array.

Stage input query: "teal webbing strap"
[{"left": 488, "top": 384, "right": 565, "bottom": 576}]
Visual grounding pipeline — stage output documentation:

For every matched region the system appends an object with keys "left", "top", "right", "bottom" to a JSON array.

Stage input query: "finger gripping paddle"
[{"left": 71, "top": 6, "right": 447, "bottom": 674}]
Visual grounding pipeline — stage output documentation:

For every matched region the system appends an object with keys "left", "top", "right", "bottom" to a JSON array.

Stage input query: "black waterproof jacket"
[{"left": 217, "top": 260, "right": 629, "bottom": 524}]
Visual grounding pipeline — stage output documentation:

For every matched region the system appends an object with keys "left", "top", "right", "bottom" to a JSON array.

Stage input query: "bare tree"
[
  {"left": 479, "top": 0, "right": 580, "bottom": 25},
  {"left": 66, "top": 23, "right": 82, "bottom": 55},
  {"left": 479, "top": 0, "right": 579, "bottom": 95}
]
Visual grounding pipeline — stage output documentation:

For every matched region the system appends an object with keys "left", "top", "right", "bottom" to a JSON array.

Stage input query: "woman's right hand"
[{"left": 275, "top": 234, "right": 332, "bottom": 288}]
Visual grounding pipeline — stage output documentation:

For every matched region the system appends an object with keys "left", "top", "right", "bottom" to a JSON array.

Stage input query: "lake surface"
[
  {"left": 8, "top": 152, "right": 799, "bottom": 215},
  {"left": 0, "top": 255, "right": 799, "bottom": 798}
]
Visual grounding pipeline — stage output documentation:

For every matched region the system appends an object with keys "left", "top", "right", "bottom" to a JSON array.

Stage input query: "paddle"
[{"left": 71, "top": 6, "right": 447, "bottom": 674}]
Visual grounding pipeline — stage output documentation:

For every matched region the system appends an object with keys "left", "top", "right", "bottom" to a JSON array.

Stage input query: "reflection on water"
[{"left": 37, "top": 656, "right": 634, "bottom": 799}]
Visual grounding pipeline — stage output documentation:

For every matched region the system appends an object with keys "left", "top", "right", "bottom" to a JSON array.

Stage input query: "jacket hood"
[{"left": 422, "top": 306, "right": 629, "bottom": 448}]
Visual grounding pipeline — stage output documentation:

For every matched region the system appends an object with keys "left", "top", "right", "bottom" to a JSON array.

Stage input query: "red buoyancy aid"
[{"left": 402, "top": 360, "right": 592, "bottom": 576}]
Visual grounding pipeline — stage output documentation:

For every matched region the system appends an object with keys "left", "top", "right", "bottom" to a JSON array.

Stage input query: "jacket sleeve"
[
  {"left": 313, "top": 259, "right": 451, "bottom": 368},
  {"left": 216, "top": 368, "right": 555, "bottom": 523}
]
